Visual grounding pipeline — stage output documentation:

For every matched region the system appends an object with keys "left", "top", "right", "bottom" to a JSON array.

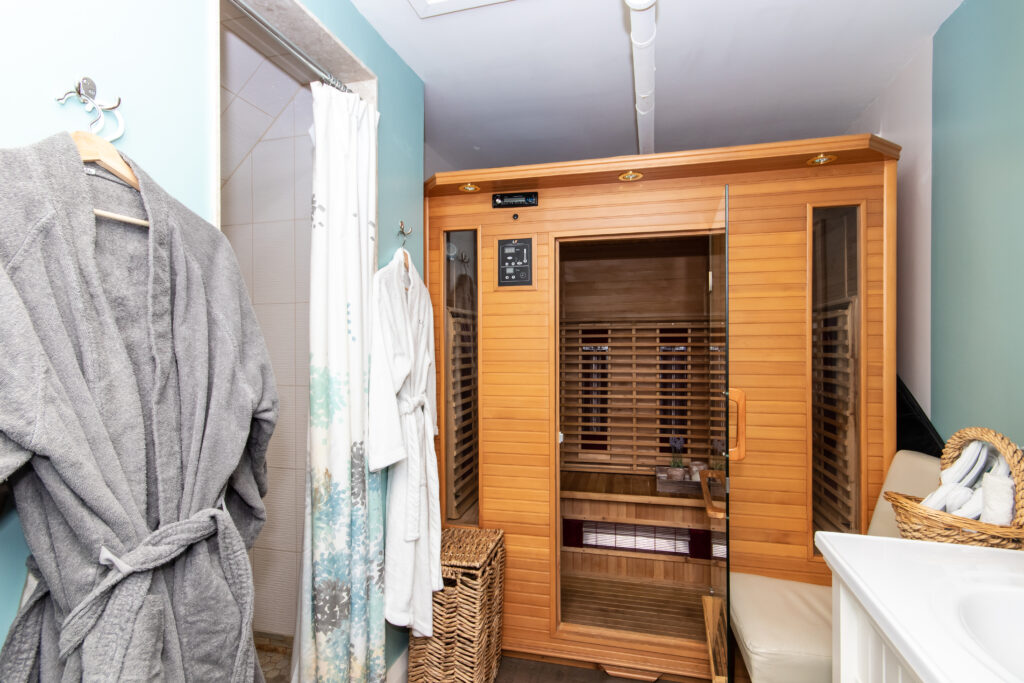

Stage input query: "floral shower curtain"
[{"left": 292, "top": 83, "right": 384, "bottom": 682}]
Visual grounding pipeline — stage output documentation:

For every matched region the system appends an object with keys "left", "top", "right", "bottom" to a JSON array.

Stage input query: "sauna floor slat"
[{"left": 560, "top": 573, "right": 710, "bottom": 640}]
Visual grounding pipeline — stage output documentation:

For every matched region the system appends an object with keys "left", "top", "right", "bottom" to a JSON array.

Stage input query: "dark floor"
[
  {"left": 496, "top": 657, "right": 633, "bottom": 682},
  {"left": 255, "top": 634, "right": 750, "bottom": 682},
  {"left": 255, "top": 639, "right": 634, "bottom": 683}
]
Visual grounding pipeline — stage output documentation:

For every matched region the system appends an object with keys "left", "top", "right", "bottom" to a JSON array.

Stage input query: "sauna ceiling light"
[
  {"left": 459, "top": 183, "right": 480, "bottom": 192},
  {"left": 618, "top": 170, "right": 644, "bottom": 182},
  {"left": 807, "top": 153, "right": 838, "bottom": 166}
]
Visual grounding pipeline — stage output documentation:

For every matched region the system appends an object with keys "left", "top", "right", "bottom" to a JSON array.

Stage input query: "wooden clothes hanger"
[{"left": 70, "top": 130, "right": 150, "bottom": 228}]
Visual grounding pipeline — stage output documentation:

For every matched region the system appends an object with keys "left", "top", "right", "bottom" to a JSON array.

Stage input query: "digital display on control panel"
[{"left": 497, "top": 238, "right": 532, "bottom": 286}]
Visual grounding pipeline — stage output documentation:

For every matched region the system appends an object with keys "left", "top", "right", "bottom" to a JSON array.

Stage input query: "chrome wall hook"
[
  {"left": 398, "top": 220, "right": 412, "bottom": 247},
  {"left": 56, "top": 77, "right": 126, "bottom": 142}
]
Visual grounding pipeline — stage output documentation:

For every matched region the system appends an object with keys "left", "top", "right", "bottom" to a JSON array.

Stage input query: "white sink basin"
[{"left": 959, "top": 588, "right": 1024, "bottom": 680}]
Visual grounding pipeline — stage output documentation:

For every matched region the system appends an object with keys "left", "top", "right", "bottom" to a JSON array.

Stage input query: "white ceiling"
[{"left": 349, "top": 0, "right": 962, "bottom": 176}]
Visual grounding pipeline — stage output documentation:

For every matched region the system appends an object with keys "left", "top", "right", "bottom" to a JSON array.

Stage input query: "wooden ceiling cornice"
[{"left": 425, "top": 133, "right": 900, "bottom": 197}]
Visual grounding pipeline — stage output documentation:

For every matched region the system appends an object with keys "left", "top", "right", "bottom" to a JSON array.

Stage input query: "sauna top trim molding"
[{"left": 425, "top": 133, "right": 900, "bottom": 197}]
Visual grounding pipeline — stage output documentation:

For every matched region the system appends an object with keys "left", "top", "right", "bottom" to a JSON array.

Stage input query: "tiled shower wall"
[{"left": 221, "top": 28, "right": 311, "bottom": 636}]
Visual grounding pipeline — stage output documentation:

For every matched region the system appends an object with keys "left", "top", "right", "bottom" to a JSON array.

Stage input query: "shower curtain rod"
[{"left": 228, "top": 0, "right": 353, "bottom": 94}]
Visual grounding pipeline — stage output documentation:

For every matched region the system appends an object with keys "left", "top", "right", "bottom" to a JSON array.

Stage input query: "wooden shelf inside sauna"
[{"left": 561, "top": 471, "right": 725, "bottom": 507}]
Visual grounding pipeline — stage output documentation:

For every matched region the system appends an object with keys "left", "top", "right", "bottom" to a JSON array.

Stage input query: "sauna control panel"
[
  {"left": 492, "top": 192, "right": 538, "bottom": 208},
  {"left": 497, "top": 238, "right": 532, "bottom": 286}
]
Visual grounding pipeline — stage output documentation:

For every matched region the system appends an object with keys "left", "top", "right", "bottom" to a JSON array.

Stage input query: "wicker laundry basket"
[
  {"left": 884, "top": 427, "right": 1024, "bottom": 549},
  {"left": 409, "top": 527, "right": 505, "bottom": 683}
]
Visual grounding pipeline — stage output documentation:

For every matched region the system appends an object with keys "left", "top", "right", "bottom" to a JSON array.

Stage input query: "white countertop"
[{"left": 816, "top": 532, "right": 1024, "bottom": 683}]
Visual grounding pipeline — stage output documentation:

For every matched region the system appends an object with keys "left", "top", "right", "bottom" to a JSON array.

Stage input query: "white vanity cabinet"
[{"left": 816, "top": 532, "right": 1024, "bottom": 683}]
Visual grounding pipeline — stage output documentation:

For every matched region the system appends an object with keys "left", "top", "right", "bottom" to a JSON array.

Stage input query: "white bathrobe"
[{"left": 368, "top": 248, "right": 443, "bottom": 637}]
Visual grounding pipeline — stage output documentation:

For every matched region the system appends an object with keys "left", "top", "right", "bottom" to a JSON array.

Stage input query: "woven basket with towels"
[{"left": 885, "top": 427, "right": 1024, "bottom": 549}]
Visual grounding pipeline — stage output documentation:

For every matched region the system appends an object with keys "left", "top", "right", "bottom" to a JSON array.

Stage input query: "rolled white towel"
[
  {"left": 939, "top": 441, "right": 986, "bottom": 485},
  {"left": 951, "top": 486, "right": 984, "bottom": 520},
  {"left": 961, "top": 443, "right": 993, "bottom": 489},
  {"left": 921, "top": 441, "right": 994, "bottom": 510},
  {"left": 945, "top": 484, "right": 974, "bottom": 513},
  {"left": 981, "top": 471, "right": 1015, "bottom": 526},
  {"left": 990, "top": 453, "right": 1011, "bottom": 479}
]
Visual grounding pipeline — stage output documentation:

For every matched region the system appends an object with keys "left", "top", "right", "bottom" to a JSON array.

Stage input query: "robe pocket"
[{"left": 120, "top": 595, "right": 165, "bottom": 682}]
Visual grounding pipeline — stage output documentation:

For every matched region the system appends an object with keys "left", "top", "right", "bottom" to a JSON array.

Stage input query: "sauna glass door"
[
  {"left": 709, "top": 208, "right": 730, "bottom": 682},
  {"left": 556, "top": 217, "right": 731, "bottom": 678}
]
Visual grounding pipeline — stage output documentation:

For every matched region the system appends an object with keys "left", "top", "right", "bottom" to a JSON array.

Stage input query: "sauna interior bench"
[{"left": 560, "top": 470, "right": 725, "bottom": 507}]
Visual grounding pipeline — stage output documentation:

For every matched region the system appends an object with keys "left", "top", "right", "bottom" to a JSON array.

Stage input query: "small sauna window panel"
[
  {"left": 811, "top": 204, "right": 861, "bottom": 536},
  {"left": 444, "top": 230, "right": 480, "bottom": 524}
]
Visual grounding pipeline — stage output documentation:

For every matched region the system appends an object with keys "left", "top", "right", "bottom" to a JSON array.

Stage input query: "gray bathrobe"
[{"left": 0, "top": 133, "right": 278, "bottom": 682}]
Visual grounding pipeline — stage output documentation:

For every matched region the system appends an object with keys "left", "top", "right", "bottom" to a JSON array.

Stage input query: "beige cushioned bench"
[{"left": 730, "top": 450, "right": 939, "bottom": 683}]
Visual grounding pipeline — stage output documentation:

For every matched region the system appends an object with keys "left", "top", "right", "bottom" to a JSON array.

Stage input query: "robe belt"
[
  {"left": 397, "top": 394, "right": 426, "bottom": 415},
  {"left": 398, "top": 393, "right": 428, "bottom": 542},
  {"left": 0, "top": 507, "right": 256, "bottom": 683}
]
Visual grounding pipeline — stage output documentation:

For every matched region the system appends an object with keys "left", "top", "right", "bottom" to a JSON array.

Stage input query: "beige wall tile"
[
  {"left": 221, "top": 155, "right": 253, "bottom": 226},
  {"left": 294, "top": 220, "right": 311, "bottom": 304},
  {"left": 222, "top": 224, "right": 253, "bottom": 295},
  {"left": 251, "top": 548, "right": 298, "bottom": 636},
  {"left": 222, "top": 46, "right": 316, "bottom": 641},
  {"left": 221, "top": 28, "right": 263, "bottom": 96},
  {"left": 295, "top": 467, "right": 307, "bottom": 542},
  {"left": 294, "top": 303, "right": 310, "bottom": 386},
  {"left": 264, "top": 104, "right": 294, "bottom": 140},
  {"left": 254, "top": 303, "right": 296, "bottom": 386},
  {"left": 255, "top": 467, "right": 297, "bottom": 553},
  {"left": 253, "top": 220, "right": 295, "bottom": 304},
  {"left": 252, "top": 138, "right": 295, "bottom": 223},
  {"left": 295, "top": 386, "right": 309, "bottom": 471},
  {"left": 220, "top": 86, "right": 235, "bottom": 114},
  {"left": 293, "top": 87, "right": 313, "bottom": 137},
  {"left": 265, "top": 385, "right": 296, "bottom": 470},
  {"left": 222, "top": 97, "right": 272, "bottom": 182},
  {"left": 239, "top": 60, "right": 301, "bottom": 118},
  {"left": 294, "top": 133, "right": 313, "bottom": 221}
]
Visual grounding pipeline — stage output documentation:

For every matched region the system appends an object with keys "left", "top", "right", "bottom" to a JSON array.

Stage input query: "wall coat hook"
[
  {"left": 398, "top": 220, "right": 413, "bottom": 247},
  {"left": 57, "top": 77, "right": 126, "bottom": 142}
]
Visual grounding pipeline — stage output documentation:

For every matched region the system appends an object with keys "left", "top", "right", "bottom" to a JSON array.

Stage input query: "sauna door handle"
[{"left": 728, "top": 387, "right": 747, "bottom": 463}]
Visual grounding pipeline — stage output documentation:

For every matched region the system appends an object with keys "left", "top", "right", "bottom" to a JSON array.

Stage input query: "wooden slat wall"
[
  {"left": 561, "top": 241, "right": 709, "bottom": 321},
  {"left": 446, "top": 307, "right": 480, "bottom": 520},
  {"left": 559, "top": 321, "right": 726, "bottom": 472},
  {"left": 426, "top": 158, "right": 894, "bottom": 677},
  {"left": 811, "top": 304, "right": 859, "bottom": 534}
]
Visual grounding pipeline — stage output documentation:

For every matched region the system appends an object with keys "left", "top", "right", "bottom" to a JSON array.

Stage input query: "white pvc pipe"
[{"left": 625, "top": 0, "right": 656, "bottom": 154}]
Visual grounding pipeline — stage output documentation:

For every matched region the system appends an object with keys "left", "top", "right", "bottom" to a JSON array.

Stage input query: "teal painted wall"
[
  {"left": 304, "top": 0, "right": 426, "bottom": 273},
  {"left": 0, "top": 498, "right": 29, "bottom": 638},
  {"left": 300, "top": 3, "right": 424, "bottom": 665},
  {"left": 0, "top": 1, "right": 217, "bottom": 220},
  {"left": 0, "top": 0, "right": 217, "bottom": 643},
  {"left": 932, "top": 0, "right": 1024, "bottom": 442}
]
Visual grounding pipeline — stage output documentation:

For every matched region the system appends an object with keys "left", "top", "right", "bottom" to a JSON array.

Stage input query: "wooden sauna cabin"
[{"left": 424, "top": 134, "right": 898, "bottom": 681}]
